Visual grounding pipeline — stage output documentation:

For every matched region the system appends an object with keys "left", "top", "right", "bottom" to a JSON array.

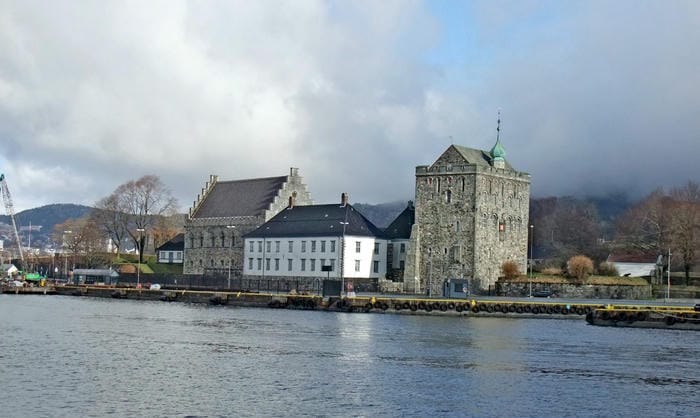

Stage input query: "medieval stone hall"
[
  {"left": 183, "top": 122, "right": 530, "bottom": 293},
  {"left": 183, "top": 168, "right": 312, "bottom": 276},
  {"left": 403, "top": 122, "right": 531, "bottom": 293}
]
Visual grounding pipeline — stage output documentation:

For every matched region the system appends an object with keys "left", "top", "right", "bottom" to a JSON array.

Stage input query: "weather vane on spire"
[{"left": 496, "top": 109, "right": 501, "bottom": 141}]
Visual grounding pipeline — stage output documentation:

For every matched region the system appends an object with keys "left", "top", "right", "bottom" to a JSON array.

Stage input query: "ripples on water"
[{"left": 1, "top": 295, "right": 698, "bottom": 417}]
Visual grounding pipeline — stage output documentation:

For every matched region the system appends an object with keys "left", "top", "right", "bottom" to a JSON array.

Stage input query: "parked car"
[
  {"left": 149, "top": 283, "right": 161, "bottom": 290},
  {"left": 533, "top": 290, "right": 554, "bottom": 298}
]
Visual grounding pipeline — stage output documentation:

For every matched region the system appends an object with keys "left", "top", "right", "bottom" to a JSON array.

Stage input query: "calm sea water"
[{"left": 1, "top": 295, "right": 698, "bottom": 417}]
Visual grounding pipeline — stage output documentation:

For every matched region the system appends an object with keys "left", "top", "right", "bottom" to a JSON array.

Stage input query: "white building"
[{"left": 243, "top": 194, "right": 387, "bottom": 283}]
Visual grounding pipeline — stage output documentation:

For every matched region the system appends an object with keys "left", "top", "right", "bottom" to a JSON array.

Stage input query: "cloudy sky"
[{"left": 1, "top": 0, "right": 698, "bottom": 212}]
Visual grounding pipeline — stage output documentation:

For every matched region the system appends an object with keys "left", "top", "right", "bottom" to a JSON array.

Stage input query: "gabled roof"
[
  {"left": 383, "top": 202, "right": 415, "bottom": 239},
  {"left": 192, "top": 176, "right": 288, "bottom": 218},
  {"left": 244, "top": 204, "right": 385, "bottom": 239},
  {"left": 156, "top": 233, "right": 184, "bottom": 252},
  {"left": 448, "top": 145, "right": 515, "bottom": 171}
]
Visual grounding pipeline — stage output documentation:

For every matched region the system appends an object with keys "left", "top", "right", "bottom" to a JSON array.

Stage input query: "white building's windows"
[
  {"left": 275, "top": 241, "right": 280, "bottom": 252},
  {"left": 257, "top": 258, "right": 262, "bottom": 270},
  {"left": 355, "top": 241, "right": 361, "bottom": 253},
  {"left": 311, "top": 240, "right": 316, "bottom": 252},
  {"left": 301, "top": 241, "right": 307, "bottom": 252},
  {"left": 320, "top": 258, "right": 326, "bottom": 268},
  {"left": 330, "top": 259, "right": 336, "bottom": 271},
  {"left": 266, "top": 241, "right": 271, "bottom": 253},
  {"left": 354, "top": 260, "right": 360, "bottom": 272},
  {"left": 288, "top": 241, "right": 293, "bottom": 252},
  {"left": 265, "top": 258, "right": 271, "bottom": 270},
  {"left": 400, "top": 260, "right": 405, "bottom": 270},
  {"left": 274, "top": 258, "right": 280, "bottom": 271},
  {"left": 249, "top": 241, "right": 254, "bottom": 252},
  {"left": 288, "top": 258, "right": 293, "bottom": 271},
  {"left": 321, "top": 240, "right": 326, "bottom": 252},
  {"left": 248, "top": 258, "right": 253, "bottom": 269},
  {"left": 331, "top": 240, "right": 336, "bottom": 252},
  {"left": 374, "top": 243, "right": 379, "bottom": 255},
  {"left": 258, "top": 241, "right": 263, "bottom": 252},
  {"left": 301, "top": 259, "right": 306, "bottom": 271},
  {"left": 373, "top": 260, "right": 379, "bottom": 273},
  {"left": 176, "top": 252, "right": 182, "bottom": 260},
  {"left": 400, "top": 243, "right": 406, "bottom": 253},
  {"left": 310, "top": 259, "right": 316, "bottom": 271}
]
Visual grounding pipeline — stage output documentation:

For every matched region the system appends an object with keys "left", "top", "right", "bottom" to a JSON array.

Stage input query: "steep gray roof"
[
  {"left": 452, "top": 145, "right": 514, "bottom": 170},
  {"left": 244, "top": 204, "right": 385, "bottom": 238},
  {"left": 383, "top": 203, "right": 415, "bottom": 239},
  {"left": 156, "top": 233, "right": 184, "bottom": 251},
  {"left": 192, "top": 176, "right": 287, "bottom": 218}
]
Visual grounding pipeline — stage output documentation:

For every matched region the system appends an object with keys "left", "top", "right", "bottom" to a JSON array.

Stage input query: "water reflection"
[{"left": 1, "top": 295, "right": 698, "bottom": 417}]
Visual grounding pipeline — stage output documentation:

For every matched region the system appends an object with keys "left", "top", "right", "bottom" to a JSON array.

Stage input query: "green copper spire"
[{"left": 490, "top": 111, "right": 506, "bottom": 162}]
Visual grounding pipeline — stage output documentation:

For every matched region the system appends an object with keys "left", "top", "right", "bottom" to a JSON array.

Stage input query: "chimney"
[
  {"left": 341, "top": 192, "right": 348, "bottom": 207},
  {"left": 290, "top": 167, "right": 299, "bottom": 177}
]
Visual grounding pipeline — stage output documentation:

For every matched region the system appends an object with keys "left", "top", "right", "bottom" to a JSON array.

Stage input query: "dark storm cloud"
[{"left": 0, "top": 0, "right": 697, "bottom": 211}]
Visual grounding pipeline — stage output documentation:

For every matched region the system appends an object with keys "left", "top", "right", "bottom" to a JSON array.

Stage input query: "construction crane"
[{"left": 0, "top": 173, "right": 24, "bottom": 267}]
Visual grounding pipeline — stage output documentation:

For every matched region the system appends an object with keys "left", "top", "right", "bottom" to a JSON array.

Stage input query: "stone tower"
[{"left": 404, "top": 121, "right": 530, "bottom": 293}]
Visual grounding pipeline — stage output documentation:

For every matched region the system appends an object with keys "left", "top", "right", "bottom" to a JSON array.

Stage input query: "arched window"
[
  {"left": 446, "top": 190, "right": 452, "bottom": 203},
  {"left": 461, "top": 177, "right": 465, "bottom": 192},
  {"left": 455, "top": 220, "right": 461, "bottom": 232}
]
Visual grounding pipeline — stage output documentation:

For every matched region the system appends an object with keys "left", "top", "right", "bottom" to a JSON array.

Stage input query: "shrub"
[
  {"left": 597, "top": 262, "right": 619, "bottom": 277},
  {"left": 501, "top": 260, "right": 521, "bottom": 280},
  {"left": 567, "top": 255, "right": 594, "bottom": 282}
]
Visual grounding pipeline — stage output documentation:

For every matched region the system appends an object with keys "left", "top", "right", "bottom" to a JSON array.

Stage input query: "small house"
[{"left": 156, "top": 233, "right": 184, "bottom": 264}]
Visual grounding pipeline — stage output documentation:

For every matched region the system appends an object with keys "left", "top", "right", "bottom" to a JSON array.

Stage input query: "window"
[
  {"left": 399, "top": 260, "right": 405, "bottom": 270},
  {"left": 231, "top": 234, "right": 235, "bottom": 247},
  {"left": 456, "top": 221, "right": 461, "bottom": 232},
  {"left": 210, "top": 259, "right": 214, "bottom": 266},
  {"left": 331, "top": 241, "right": 336, "bottom": 253},
  {"left": 321, "top": 240, "right": 326, "bottom": 252},
  {"left": 373, "top": 260, "right": 379, "bottom": 273},
  {"left": 446, "top": 190, "right": 452, "bottom": 203},
  {"left": 301, "top": 259, "right": 306, "bottom": 271},
  {"left": 355, "top": 241, "right": 361, "bottom": 253},
  {"left": 288, "top": 258, "right": 293, "bottom": 271},
  {"left": 257, "top": 258, "right": 262, "bottom": 270},
  {"left": 450, "top": 246, "right": 461, "bottom": 263},
  {"left": 266, "top": 241, "right": 271, "bottom": 253},
  {"left": 320, "top": 258, "right": 326, "bottom": 268},
  {"left": 400, "top": 243, "right": 406, "bottom": 253},
  {"left": 274, "top": 258, "right": 280, "bottom": 271},
  {"left": 176, "top": 252, "right": 182, "bottom": 260},
  {"left": 198, "top": 259, "right": 202, "bottom": 266},
  {"left": 374, "top": 243, "right": 379, "bottom": 255},
  {"left": 220, "top": 232, "right": 225, "bottom": 247},
  {"left": 248, "top": 258, "right": 253, "bottom": 270},
  {"left": 249, "top": 241, "right": 254, "bottom": 252},
  {"left": 354, "top": 260, "right": 361, "bottom": 272},
  {"left": 199, "top": 236, "right": 203, "bottom": 247},
  {"left": 301, "top": 241, "right": 306, "bottom": 252},
  {"left": 220, "top": 260, "right": 225, "bottom": 267},
  {"left": 258, "top": 241, "right": 263, "bottom": 252},
  {"left": 288, "top": 241, "right": 293, "bottom": 252},
  {"left": 311, "top": 240, "right": 316, "bottom": 252},
  {"left": 265, "top": 258, "right": 271, "bottom": 270},
  {"left": 275, "top": 241, "right": 280, "bottom": 252},
  {"left": 211, "top": 236, "right": 215, "bottom": 247},
  {"left": 310, "top": 259, "right": 316, "bottom": 271},
  {"left": 330, "top": 259, "right": 336, "bottom": 271}
]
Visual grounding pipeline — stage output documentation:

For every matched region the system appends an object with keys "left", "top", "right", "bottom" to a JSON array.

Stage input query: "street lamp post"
[
  {"left": 428, "top": 248, "right": 433, "bottom": 298},
  {"left": 226, "top": 225, "right": 236, "bottom": 289},
  {"left": 339, "top": 221, "right": 349, "bottom": 297},
  {"left": 136, "top": 228, "right": 145, "bottom": 289},
  {"left": 529, "top": 224, "right": 534, "bottom": 297},
  {"left": 63, "top": 230, "right": 72, "bottom": 283}
]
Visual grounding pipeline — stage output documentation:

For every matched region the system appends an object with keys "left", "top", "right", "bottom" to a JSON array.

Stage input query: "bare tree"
[
  {"left": 91, "top": 193, "right": 129, "bottom": 257},
  {"left": 668, "top": 181, "right": 700, "bottom": 285},
  {"left": 109, "top": 175, "right": 178, "bottom": 264},
  {"left": 52, "top": 217, "right": 109, "bottom": 269}
]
